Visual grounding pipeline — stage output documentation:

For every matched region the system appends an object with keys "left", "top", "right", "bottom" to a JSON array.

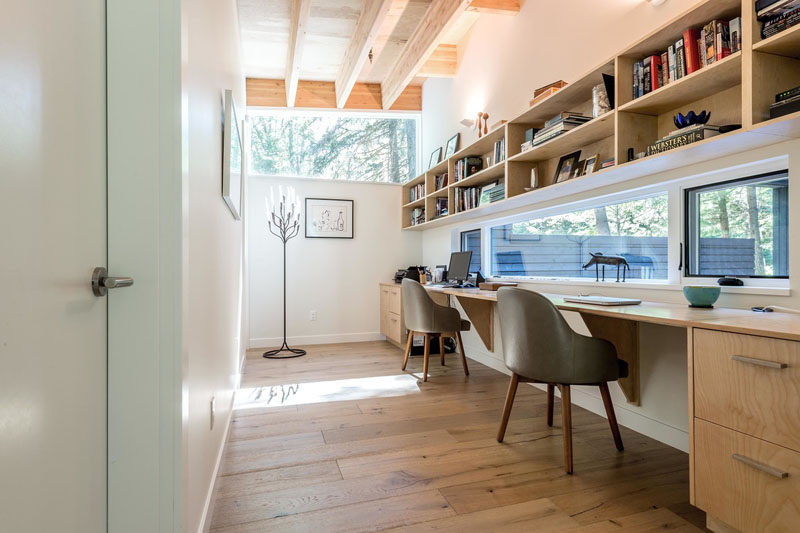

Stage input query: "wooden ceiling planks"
[{"left": 247, "top": 78, "right": 422, "bottom": 111}]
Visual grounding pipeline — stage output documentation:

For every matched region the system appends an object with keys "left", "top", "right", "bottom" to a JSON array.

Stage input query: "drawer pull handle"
[
  {"left": 732, "top": 454, "right": 789, "bottom": 479},
  {"left": 731, "top": 355, "right": 788, "bottom": 369}
]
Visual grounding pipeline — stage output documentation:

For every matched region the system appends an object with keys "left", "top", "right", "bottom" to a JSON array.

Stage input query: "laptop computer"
[{"left": 563, "top": 295, "right": 642, "bottom": 306}]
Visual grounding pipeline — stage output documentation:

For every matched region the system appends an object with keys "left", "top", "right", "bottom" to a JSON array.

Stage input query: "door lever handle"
[{"left": 92, "top": 267, "right": 134, "bottom": 296}]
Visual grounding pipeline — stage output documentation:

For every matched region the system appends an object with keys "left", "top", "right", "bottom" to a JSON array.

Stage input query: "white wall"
[
  {"left": 248, "top": 176, "right": 422, "bottom": 347},
  {"left": 180, "top": 0, "right": 245, "bottom": 530},
  {"left": 419, "top": 0, "right": 800, "bottom": 451}
]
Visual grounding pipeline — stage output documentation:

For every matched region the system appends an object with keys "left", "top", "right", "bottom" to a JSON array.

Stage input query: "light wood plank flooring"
[{"left": 208, "top": 341, "right": 707, "bottom": 532}]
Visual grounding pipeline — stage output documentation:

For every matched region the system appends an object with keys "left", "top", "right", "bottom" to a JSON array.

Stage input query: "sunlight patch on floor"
[{"left": 234, "top": 374, "right": 422, "bottom": 410}]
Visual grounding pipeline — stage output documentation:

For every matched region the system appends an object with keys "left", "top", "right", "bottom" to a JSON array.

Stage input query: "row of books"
[
  {"left": 493, "top": 138, "right": 506, "bottom": 164},
  {"left": 410, "top": 207, "right": 425, "bottom": 226},
  {"left": 645, "top": 123, "right": 721, "bottom": 156},
  {"left": 453, "top": 181, "right": 505, "bottom": 213},
  {"left": 434, "top": 198, "right": 448, "bottom": 217},
  {"left": 759, "top": 0, "right": 800, "bottom": 37},
  {"left": 434, "top": 172, "right": 448, "bottom": 191},
  {"left": 770, "top": 83, "right": 800, "bottom": 118},
  {"left": 530, "top": 112, "right": 592, "bottom": 147},
  {"left": 408, "top": 183, "right": 425, "bottom": 203},
  {"left": 453, "top": 156, "right": 483, "bottom": 182},
  {"left": 633, "top": 17, "right": 741, "bottom": 99}
]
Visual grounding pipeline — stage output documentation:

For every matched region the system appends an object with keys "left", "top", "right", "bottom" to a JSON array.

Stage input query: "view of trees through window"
[
  {"left": 687, "top": 172, "right": 788, "bottom": 277},
  {"left": 248, "top": 111, "right": 419, "bottom": 183},
  {"left": 491, "top": 195, "right": 669, "bottom": 280}
]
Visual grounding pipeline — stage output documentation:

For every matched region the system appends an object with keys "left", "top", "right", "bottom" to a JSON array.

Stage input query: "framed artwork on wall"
[
  {"left": 305, "top": 198, "right": 354, "bottom": 239},
  {"left": 222, "top": 89, "right": 243, "bottom": 220}
]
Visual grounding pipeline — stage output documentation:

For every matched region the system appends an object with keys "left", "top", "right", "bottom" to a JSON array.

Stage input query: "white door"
[{"left": 0, "top": 1, "right": 108, "bottom": 532}]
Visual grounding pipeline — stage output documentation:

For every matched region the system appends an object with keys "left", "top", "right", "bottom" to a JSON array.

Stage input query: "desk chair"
[
  {"left": 401, "top": 279, "right": 470, "bottom": 382},
  {"left": 495, "top": 287, "right": 626, "bottom": 474}
]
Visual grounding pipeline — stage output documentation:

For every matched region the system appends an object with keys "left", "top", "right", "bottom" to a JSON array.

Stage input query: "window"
[
  {"left": 490, "top": 194, "right": 669, "bottom": 280},
  {"left": 461, "top": 229, "right": 481, "bottom": 273},
  {"left": 248, "top": 109, "right": 420, "bottom": 183},
  {"left": 685, "top": 171, "right": 789, "bottom": 278}
]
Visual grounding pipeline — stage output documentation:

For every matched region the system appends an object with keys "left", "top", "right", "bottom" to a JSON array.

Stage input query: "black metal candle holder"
[{"left": 263, "top": 190, "right": 306, "bottom": 359}]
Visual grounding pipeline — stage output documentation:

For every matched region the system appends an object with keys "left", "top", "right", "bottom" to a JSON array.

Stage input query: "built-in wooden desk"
[{"left": 418, "top": 284, "right": 800, "bottom": 533}]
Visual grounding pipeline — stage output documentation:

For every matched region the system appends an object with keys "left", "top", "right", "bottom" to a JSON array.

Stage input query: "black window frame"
[
  {"left": 683, "top": 170, "right": 789, "bottom": 279},
  {"left": 460, "top": 229, "right": 482, "bottom": 274}
]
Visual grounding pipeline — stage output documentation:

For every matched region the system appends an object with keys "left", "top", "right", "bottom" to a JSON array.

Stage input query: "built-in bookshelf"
[{"left": 401, "top": 0, "right": 800, "bottom": 230}]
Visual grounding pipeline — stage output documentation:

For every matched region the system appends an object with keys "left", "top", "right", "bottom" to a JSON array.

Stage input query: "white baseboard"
[
  {"left": 464, "top": 350, "right": 689, "bottom": 453},
  {"left": 249, "top": 332, "right": 385, "bottom": 349},
  {"left": 198, "top": 394, "right": 236, "bottom": 533}
]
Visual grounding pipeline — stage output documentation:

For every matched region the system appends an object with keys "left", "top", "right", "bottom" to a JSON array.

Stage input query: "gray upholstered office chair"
[
  {"left": 401, "top": 279, "right": 470, "bottom": 382},
  {"left": 495, "top": 287, "right": 626, "bottom": 474}
]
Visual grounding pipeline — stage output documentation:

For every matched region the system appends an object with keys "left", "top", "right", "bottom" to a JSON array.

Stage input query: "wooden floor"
[{"left": 208, "top": 341, "right": 707, "bottom": 532}]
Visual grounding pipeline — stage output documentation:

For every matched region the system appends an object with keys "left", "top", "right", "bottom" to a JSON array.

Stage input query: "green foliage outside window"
[{"left": 248, "top": 112, "right": 419, "bottom": 183}]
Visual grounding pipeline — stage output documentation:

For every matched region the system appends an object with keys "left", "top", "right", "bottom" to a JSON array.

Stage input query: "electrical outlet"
[
  {"left": 310, "top": 310, "right": 317, "bottom": 321},
  {"left": 210, "top": 396, "right": 216, "bottom": 430}
]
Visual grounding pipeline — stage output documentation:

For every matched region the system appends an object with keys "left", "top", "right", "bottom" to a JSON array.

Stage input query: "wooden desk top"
[{"left": 423, "top": 285, "right": 800, "bottom": 342}]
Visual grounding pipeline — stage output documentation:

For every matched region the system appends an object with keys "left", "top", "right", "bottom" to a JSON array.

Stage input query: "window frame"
[
  {"left": 449, "top": 155, "right": 790, "bottom": 293},
  {"left": 683, "top": 170, "right": 790, "bottom": 280},
  {"left": 460, "top": 228, "right": 482, "bottom": 275},
  {"left": 245, "top": 106, "right": 423, "bottom": 183}
]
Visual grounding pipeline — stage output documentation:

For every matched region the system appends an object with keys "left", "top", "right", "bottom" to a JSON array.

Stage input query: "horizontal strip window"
[
  {"left": 684, "top": 170, "right": 789, "bottom": 279},
  {"left": 490, "top": 193, "right": 669, "bottom": 281}
]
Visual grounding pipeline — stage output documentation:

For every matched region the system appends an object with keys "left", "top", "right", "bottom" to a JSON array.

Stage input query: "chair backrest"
[
  {"left": 497, "top": 287, "right": 576, "bottom": 382},
  {"left": 401, "top": 278, "right": 434, "bottom": 332}
]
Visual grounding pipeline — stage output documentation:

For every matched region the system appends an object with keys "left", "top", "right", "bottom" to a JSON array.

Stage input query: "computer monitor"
[{"left": 447, "top": 251, "right": 472, "bottom": 283}]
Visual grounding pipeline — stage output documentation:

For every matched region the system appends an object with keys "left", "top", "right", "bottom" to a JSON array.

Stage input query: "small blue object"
[
  {"left": 674, "top": 110, "right": 711, "bottom": 129},
  {"left": 682, "top": 286, "right": 721, "bottom": 308}
]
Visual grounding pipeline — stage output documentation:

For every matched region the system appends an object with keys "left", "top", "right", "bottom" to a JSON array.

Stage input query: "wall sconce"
[
  {"left": 460, "top": 118, "right": 475, "bottom": 128},
  {"left": 648, "top": 0, "right": 667, "bottom": 6}
]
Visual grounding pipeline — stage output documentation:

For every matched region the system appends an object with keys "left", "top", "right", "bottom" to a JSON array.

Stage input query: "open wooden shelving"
[{"left": 401, "top": 0, "right": 800, "bottom": 230}]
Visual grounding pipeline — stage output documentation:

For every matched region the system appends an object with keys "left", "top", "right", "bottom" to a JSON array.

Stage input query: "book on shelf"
[
  {"left": 434, "top": 172, "right": 448, "bottom": 190},
  {"left": 479, "top": 181, "right": 499, "bottom": 206},
  {"left": 729, "top": 17, "right": 742, "bottom": 53},
  {"left": 408, "top": 183, "right": 425, "bottom": 202},
  {"left": 683, "top": 28, "right": 702, "bottom": 73},
  {"left": 435, "top": 197, "right": 448, "bottom": 217},
  {"left": 659, "top": 51, "right": 669, "bottom": 87},
  {"left": 646, "top": 126, "right": 720, "bottom": 156},
  {"left": 757, "top": 0, "right": 800, "bottom": 18},
  {"left": 599, "top": 157, "right": 615, "bottom": 169},
  {"left": 675, "top": 37, "right": 686, "bottom": 79},
  {"left": 453, "top": 156, "right": 483, "bottom": 182},
  {"left": 410, "top": 207, "right": 425, "bottom": 226},
  {"left": 761, "top": 6, "right": 800, "bottom": 36},
  {"left": 494, "top": 138, "right": 506, "bottom": 163}
]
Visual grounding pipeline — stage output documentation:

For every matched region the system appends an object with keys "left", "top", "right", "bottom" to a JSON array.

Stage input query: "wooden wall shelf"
[{"left": 401, "top": 0, "right": 800, "bottom": 230}]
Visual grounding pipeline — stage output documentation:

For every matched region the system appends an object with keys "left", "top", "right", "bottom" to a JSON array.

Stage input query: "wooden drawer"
[
  {"left": 384, "top": 311, "right": 402, "bottom": 344},
  {"left": 694, "top": 419, "right": 800, "bottom": 532},
  {"left": 694, "top": 329, "right": 800, "bottom": 451},
  {"left": 380, "top": 285, "right": 401, "bottom": 315}
]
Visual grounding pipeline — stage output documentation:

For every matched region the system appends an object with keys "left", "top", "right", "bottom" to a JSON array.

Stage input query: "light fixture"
[
  {"left": 459, "top": 118, "right": 475, "bottom": 128},
  {"left": 648, "top": 0, "right": 667, "bottom": 6}
]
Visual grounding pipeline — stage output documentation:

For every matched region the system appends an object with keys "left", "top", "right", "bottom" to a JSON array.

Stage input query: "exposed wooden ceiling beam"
[
  {"left": 466, "top": 0, "right": 520, "bottom": 14},
  {"left": 381, "top": 0, "right": 471, "bottom": 110},
  {"left": 285, "top": 0, "right": 312, "bottom": 107},
  {"left": 335, "top": 0, "right": 393, "bottom": 109},
  {"left": 417, "top": 44, "right": 458, "bottom": 77},
  {"left": 247, "top": 78, "right": 422, "bottom": 111}
]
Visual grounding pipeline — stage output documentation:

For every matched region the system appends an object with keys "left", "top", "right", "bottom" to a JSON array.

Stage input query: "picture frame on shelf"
[
  {"left": 554, "top": 150, "right": 581, "bottom": 183},
  {"left": 444, "top": 133, "right": 460, "bottom": 158},
  {"left": 573, "top": 159, "right": 587, "bottom": 178},
  {"left": 428, "top": 147, "right": 443, "bottom": 169},
  {"left": 583, "top": 153, "right": 600, "bottom": 175}
]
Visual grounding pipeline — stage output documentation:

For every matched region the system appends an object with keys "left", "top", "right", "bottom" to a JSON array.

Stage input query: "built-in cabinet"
[
  {"left": 379, "top": 282, "right": 405, "bottom": 347},
  {"left": 402, "top": 0, "right": 800, "bottom": 230}
]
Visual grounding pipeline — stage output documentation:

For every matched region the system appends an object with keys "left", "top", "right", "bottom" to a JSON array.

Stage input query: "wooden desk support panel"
[{"left": 579, "top": 313, "right": 640, "bottom": 405}]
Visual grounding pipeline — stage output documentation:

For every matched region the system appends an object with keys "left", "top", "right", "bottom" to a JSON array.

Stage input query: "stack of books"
[
  {"left": 645, "top": 123, "right": 720, "bottom": 156},
  {"left": 533, "top": 112, "right": 592, "bottom": 146},
  {"left": 453, "top": 156, "right": 483, "bottom": 182},
  {"left": 434, "top": 173, "right": 448, "bottom": 191},
  {"left": 479, "top": 181, "right": 505, "bottom": 206},
  {"left": 759, "top": 0, "right": 800, "bottom": 37},
  {"left": 632, "top": 17, "right": 740, "bottom": 99},
  {"left": 770, "top": 84, "right": 800, "bottom": 118},
  {"left": 454, "top": 186, "right": 481, "bottom": 212},
  {"left": 434, "top": 198, "right": 448, "bottom": 217},
  {"left": 410, "top": 207, "right": 425, "bottom": 226},
  {"left": 408, "top": 183, "right": 425, "bottom": 203},
  {"left": 493, "top": 138, "right": 506, "bottom": 164}
]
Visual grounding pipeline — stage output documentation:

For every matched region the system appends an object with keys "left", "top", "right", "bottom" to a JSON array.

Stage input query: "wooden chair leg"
[
  {"left": 422, "top": 334, "right": 430, "bottom": 382},
  {"left": 559, "top": 384, "right": 573, "bottom": 474},
  {"left": 546, "top": 384, "right": 554, "bottom": 427},
  {"left": 599, "top": 382, "right": 624, "bottom": 451},
  {"left": 497, "top": 373, "right": 519, "bottom": 442},
  {"left": 455, "top": 331, "right": 469, "bottom": 376},
  {"left": 439, "top": 334, "right": 446, "bottom": 366},
  {"left": 401, "top": 331, "right": 413, "bottom": 371}
]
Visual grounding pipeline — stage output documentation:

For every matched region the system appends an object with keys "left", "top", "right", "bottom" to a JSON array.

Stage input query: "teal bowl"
[{"left": 682, "top": 286, "right": 721, "bottom": 308}]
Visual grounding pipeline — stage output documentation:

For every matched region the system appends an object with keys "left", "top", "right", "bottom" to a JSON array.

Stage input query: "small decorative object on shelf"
[
  {"left": 582, "top": 153, "right": 600, "bottom": 175},
  {"left": 529, "top": 80, "right": 567, "bottom": 107},
  {"left": 554, "top": 150, "right": 581, "bottom": 183},
  {"left": 674, "top": 110, "right": 711, "bottom": 128},
  {"left": 770, "top": 83, "right": 800, "bottom": 118},
  {"left": 264, "top": 186, "right": 306, "bottom": 359},
  {"left": 583, "top": 252, "right": 631, "bottom": 282},
  {"left": 592, "top": 83, "right": 611, "bottom": 117}
]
